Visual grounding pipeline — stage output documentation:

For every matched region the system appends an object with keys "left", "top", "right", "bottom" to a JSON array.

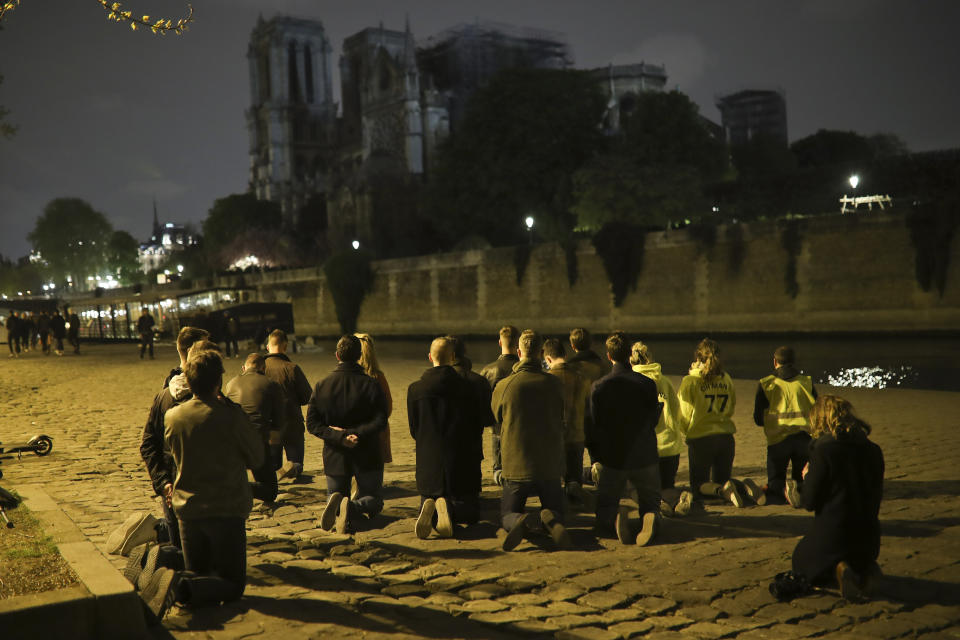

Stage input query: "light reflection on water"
[{"left": 822, "top": 366, "right": 919, "bottom": 390}]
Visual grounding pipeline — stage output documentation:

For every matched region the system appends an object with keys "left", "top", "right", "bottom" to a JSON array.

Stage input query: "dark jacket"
[
  {"left": 264, "top": 352, "right": 312, "bottom": 435},
  {"left": 453, "top": 356, "right": 494, "bottom": 468},
  {"left": 137, "top": 313, "right": 155, "bottom": 336},
  {"left": 306, "top": 361, "right": 387, "bottom": 475},
  {"left": 408, "top": 365, "right": 481, "bottom": 497},
  {"left": 50, "top": 314, "right": 65, "bottom": 339},
  {"left": 547, "top": 361, "right": 591, "bottom": 445},
  {"left": 793, "top": 430, "right": 884, "bottom": 582},
  {"left": 567, "top": 349, "right": 609, "bottom": 383},
  {"left": 480, "top": 353, "right": 519, "bottom": 390},
  {"left": 223, "top": 370, "right": 288, "bottom": 442},
  {"left": 67, "top": 313, "right": 79, "bottom": 337},
  {"left": 140, "top": 373, "right": 193, "bottom": 496},
  {"left": 588, "top": 362, "right": 661, "bottom": 469},
  {"left": 491, "top": 358, "right": 564, "bottom": 482}
]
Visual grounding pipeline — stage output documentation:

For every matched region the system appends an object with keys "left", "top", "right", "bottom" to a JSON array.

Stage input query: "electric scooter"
[{"left": 0, "top": 434, "right": 54, "bottom": 458}]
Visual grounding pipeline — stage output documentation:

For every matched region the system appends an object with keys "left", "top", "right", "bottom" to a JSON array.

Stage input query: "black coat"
[
  {"left": 306, "top": 362, "right": 387, "bottom": 475},
  {"left": 792, "top": 430, "right": 884, "bottom": 583},
  {"left": 479, "top": 353, "right": 519, "bottom": 390},
  {"left": 587, "top": 362, "right": 661, "bottom": 469},
  {"left": 407, "top": 365, "right": 481, "bottom": 497},
  {"left": 50, "top": 314, "right": 66, "bottom": 339}
]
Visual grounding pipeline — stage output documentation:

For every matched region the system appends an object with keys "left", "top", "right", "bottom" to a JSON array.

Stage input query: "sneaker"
[
  {"left": 720, "top": 480, "right": 744, "bottom": 508},
  {"left": 118, "top": 513, "right": 159, "bottom": 556},
  {"left": 742, "top": 478, "right": 767, "bottom": 506},
  {"left": 107, "top": 512, "right": 148, "bottom": 555},
  {"left": 137, "top": 544, "right": 163, "bottom": 591},
  {"left": 493, "top": 469, "right": 503, "bottom": 486},
  {"left": 674, "top": 491, "right": 693, "bottom": 517},
  {"left": 502, "top": 513, "right": 528, "bottom": 551},
  {"left": 435, "top": 497, "right": 454, "bottom": 538},
  {"left": 540, "top": 509, "right": 573, "bottom": 550},
  {"left": 785, "top": 479, "right": 802, "bottom": 508},
  {"left": 635, "top": 511, "right": 657, "bottom": 547},
  {"left": 335, "top": 496, "right": 351, "bottom": 534},
  {"left": 122, "top": 542, "right": 153, "bottom": 587},
  {"left": 659, "top": 499, "right": 674, "bottom": 518},
  {"left": 836, "top": 561, "right": 865, "bottom": 601},
  {"left": 614, "top": 505, "right": 632, "bottom": 544},
  {"left": 140, "top": 567, "right": 179, "bottom": 620},
  {"left": 319, "top": 492, "right": 342, "bottom": 531},
  {"left": 415, "top": 498, "right": 436, "bottom": 539}
]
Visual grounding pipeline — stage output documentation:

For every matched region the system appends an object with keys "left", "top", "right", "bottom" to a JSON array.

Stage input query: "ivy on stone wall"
[
  {"left": 687, "top": 220, "right": 718, "bottom": 253},
  {"left": 907, "top": 200, "right": 957, "bottom": 296},
  {"left": 726, "top": 223, "right": 747, "bottom": 275},
  {"left": 561, "top": 236, "right": 579, "bottom": 287},
  {"left": 779, "top": 218, "right": 802, "bottom": 299},
  {"left": 513, "top": 244, "right": 532, "bottom": 286},
  {"left": 592, "top": 222, "right": 646, "bottom": 307},
  {"left": 323, "top": 249, "right": 374, "bottom": 334}
]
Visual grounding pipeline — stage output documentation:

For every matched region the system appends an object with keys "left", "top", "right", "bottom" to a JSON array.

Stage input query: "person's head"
[
  {"left": 809, "top": 395, "right": 872, "bottom": 440},
  {"left": 187, "top": 340, "right": 221, "bottom": 360},
  {"left": 629, "top": 341, "right": 651, "bottom": 366},
  {"left": 184, "top": 348, "right": 224, "bottom": 398},
  {"left": 176, "top": 326, "right": 211, "bottom": 364},
  {"left": 429, "top": 336, "right": 454, "bottom": 366},
  {"left": 605, "top": 332, "right": 629, "bottom": 364},
  {"left": 498, "top": 325, "right": 519, "bottom": 354},
  {"left": 569, "top": 327, "right": 591, "bottom": 352},
  {"left": 518, "top": 329, "right": 542, "bottom": 360},
  {"left": 141, "top": 308, "right": 149, "bottom": 316},
  {"left": 267, "top": 329, "right": 288, "bottom": 354},
  {"left": 774, "top": 346, "right": 795, "bottom": 368},
  {"left": 243, "top": 352, "right": 266, "bottom": 374},
  {"left": 542, "top": 337, "right": 565, "bottom": 366},
  {"left": 335, "top": 334, "right": 361, "bottom": 363},
  {"left": 354, "top": 332, "right": 381, "bottom": 377},
  {"left": 693, "top": 338, "right": 724, "bottom": 378},
  {"left": 446, "top": 335, "right": 466, "bottom": 360}
]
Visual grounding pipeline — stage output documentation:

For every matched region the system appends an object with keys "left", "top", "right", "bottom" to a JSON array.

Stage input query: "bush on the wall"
[
  {"left": 592, "top": 222, "right": 646, "bottom": 307},
  {"left": 561, "top": 236, "right": 579, "bottom": 287},
  {"left": 779, "top": 218, "right": 802, "bottom": 299},
  {"left": 324, "top": 249, "right": 375, "bottom": 334},
  {"left": 513, "top": 244, "right": 532, "bottom": 286},
  {"left": 726, "top": 223, "right": 747, "bottom": 275},
  {"left": 907, "top": 200, "right": 958, "bottom": 296}
]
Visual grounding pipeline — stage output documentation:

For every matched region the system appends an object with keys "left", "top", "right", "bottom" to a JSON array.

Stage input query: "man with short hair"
[
  {"left": 492, "top": 329, "right": 571, "bottom": 551},
  {"left": 307, "top": 335, "right": 388, "bottom": 534},
  {"left": 543, "top": 338, "right": 591, "bottom": 502},
  {"left": 567, "top": 328, "right": 609, "bottom": 383},
  {"left": 264, "top": 329, "right": 312, "bottom": 480},
  {"left": 753, "top": 346, "right": 817, "bottom": 507},
  {"left": 138, "top": 308, "right": 156, "bottom": 360},
  {"left": 66, "top": 308, "right": 81, "bottom": 354},
  {"left": 224, "top": 353, "right": 289, "bottom": 503},
  {"left": 408, "top": 337, "right": 481, "bottom": 538},
  {"left": 479, "top": 325, "right": 520, "bottom": 485},
  {"left": 50, "top": 309, "right": 66, "bottom": 356},
  {"left": 589, "top": 332, "right": 662, "bottom": 546},
  {"left": 137, "top": 348, "right": 264, "bottom": 619},
  {"left": 5, "top": 311, "right": 20, "bottom": 358}
]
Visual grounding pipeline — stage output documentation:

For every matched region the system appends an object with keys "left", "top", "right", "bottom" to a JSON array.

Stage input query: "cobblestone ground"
[{"left": 1, "top": 343, "right": 958, "bottom": 639}]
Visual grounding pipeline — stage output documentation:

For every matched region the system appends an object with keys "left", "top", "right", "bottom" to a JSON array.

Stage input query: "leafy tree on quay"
[
  {"left": 202, "top": 193, "right": 284, "bottom": 269},
  {"left": 106, "top": 229, "right": 143, "bottom": 284},
  {"left": 28, "top": 198, "right": 112, "bottom": 287},
  {"left": 572, "top": 90, "right": 728, "bottom": 230},
  {"left": 424, "top": 68, "right": 607, "bottom": 247}
]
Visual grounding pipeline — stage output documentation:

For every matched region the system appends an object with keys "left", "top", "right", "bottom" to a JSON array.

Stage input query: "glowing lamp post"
[
  {"left": 525, "top": 216, "right": 535, "bottom": 245},
  {"left": 849, "top": 174, "right": 860, "bottom": 190},
  {"left": 352, "top": 240, "right": 360, "bottom": 250}
]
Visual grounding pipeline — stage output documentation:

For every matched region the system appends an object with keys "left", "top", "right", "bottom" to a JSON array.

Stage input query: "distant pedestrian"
[
  {"left": 66, "top": 308, "right": 80, "bottom": 354},
  {"left": 37, "top": 310, "right": 51, "bottom": 355},
  {"left": 753, "top": 346, "right": 817, "bottom": 507},
  {"left": 5, "top": 311, "right": 20, "bottom": 358},
  {"left": 224, "top": 314, "right": 240, "bottom": 358},
  {"left": 50, "top": 310, "right": 66, "bottom": 356},
  {"left": 138, "top": 308, "right": 156, "bottom": 360}
]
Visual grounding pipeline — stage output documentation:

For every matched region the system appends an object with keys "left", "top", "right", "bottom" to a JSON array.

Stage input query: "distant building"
[
  {"left": 715, "top": 89, "right": 788, "bottom": 147},
  {"left": 138, "top": 204, "right": 197, "bottom": 274},
  {"left": 589, "top": 62, "right": 668, "bottom": 133}
]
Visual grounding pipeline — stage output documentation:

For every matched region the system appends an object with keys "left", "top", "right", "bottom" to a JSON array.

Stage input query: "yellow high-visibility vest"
[{"left": 760, "top": 374, "right": 814, "bottom": 445}]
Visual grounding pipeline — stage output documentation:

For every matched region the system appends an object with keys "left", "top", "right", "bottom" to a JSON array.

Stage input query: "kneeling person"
[{"left": 408, "top": 337, "right": 482, "bottom": 538}]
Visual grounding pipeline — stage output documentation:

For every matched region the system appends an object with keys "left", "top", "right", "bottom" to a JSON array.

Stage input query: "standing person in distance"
[
  {"left": 50, "top": 309, "right": 66, "bottom": 356},
  {"left": 791, "top": 395, "right": 884, "bottom": 601},
  {"left": 138, "top": 307, "right": 156, "bottom": 360},
  {"left": 479, "top": 325, "right": 520, "bottom": 486},
  {"left": 263, "top": 329, "right": 312, "bottom": 480},
  {"left": 5, "top": 311, "right": 20, "bottom": 358},
  {"left": 37, "top": 310, "right": 51, "bottom": 356},
  {"left": 224, "top": 313, "right": 240, "bottom": 359},
  {"left": 66, "top": 308, "right": 81, "bottom": 354},
  {"left": 753, "top": 346, "right": 817, "bottom": 506},
  {"left": 630, "top": 341, "right": 692, "bottom": 516}
]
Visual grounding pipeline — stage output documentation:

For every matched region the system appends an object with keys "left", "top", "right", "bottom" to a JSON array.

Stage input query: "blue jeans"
[
  {"left": 595, "top": 462, "right": 661, "bottom": 531},
  {"left": 326, "top": 468, "right": 384, "bottom": 518},
  {"left": 500, "top": 478, "right": 565, "bottom": 531}
]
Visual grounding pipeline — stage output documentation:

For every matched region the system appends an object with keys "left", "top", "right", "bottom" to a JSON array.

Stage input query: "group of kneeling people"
[{"left": 107, "top": 325, "right": 884, "bottom": 620}]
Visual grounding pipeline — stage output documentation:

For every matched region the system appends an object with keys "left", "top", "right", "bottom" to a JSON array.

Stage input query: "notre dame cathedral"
[{"left": 246, "top": 15, "right": 667, "bottom": 255}]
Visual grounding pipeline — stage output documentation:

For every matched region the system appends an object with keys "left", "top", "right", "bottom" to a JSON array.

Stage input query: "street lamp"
[
  {"left": 352, "top": 240, "right": 360, "bottom": 250},
  {"left": 525, "top": 216, "right": 534, "bottom": 245},
  {"left": 849, "top": 174, "right": 860, "bottom": 190}
]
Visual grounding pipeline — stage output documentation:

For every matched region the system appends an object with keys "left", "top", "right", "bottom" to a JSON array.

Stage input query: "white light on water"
[{"left": 825, "top": 366, "right": 917, "bottom": 389}]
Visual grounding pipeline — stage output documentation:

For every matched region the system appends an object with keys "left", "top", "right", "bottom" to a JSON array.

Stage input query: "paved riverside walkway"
[{"left": 1, "top": 343, "right": 958, "bottom": 639}]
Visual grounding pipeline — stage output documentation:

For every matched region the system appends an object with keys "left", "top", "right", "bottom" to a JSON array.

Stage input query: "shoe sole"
[
  {"left": 416, "top": 499, "right": 436, "bottom": 539},
  {"left": 107, "top": 512, "right": 145, "bottom": 555},
  {"left": 674, "top": 491, "right": 693, "bottom": 517},
  {"left": 614, "top": 506, "right": 632, "bottom": 544},
  {"left": 320, "top": 492, "right": 342, "bottom": 531},
  {"left": 786, "top": 480, "right": 801, "bottom": 508},
  {"left": 137, "top": 544, "right": 162, "bottom": 592},
  {"left": 335, "top": 496, "right": 350, "bottom": 534},
  {"left": 435, "top": 497, "right": 454, "bottom": 538},
  {"left": 743, "top": 479, "right": 767, "bottom": 506},
  {"left": 123, "top": 543, "right": 151, "bottom": 587},
  {"left": 721, "top": 481, "right": 744, "bottom": 508},
  {"left": 142, "top": 568, "right": 178, "bottom": 619},
  {"left": 119, "top": 514, "right": 158, "bottom": 556},
  {"left": 540, "top": 509, "right": 573, "bottom": 550},
  {"left": 502, "top": 513, "right": 528, "bottom": 551},
  {"left": 635, "top": 512, "right": 657, "bottom": 547}
]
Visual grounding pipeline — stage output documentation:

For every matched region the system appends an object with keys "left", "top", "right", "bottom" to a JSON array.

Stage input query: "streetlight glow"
[
  {"left": 849, "top": 174, "right": 860, "bottom": 190},
  {"left": 352, "top": 240, "right": 360, "bottom": 250},
  {"left": 177, "top": 264, "right": 184, "bottom": 273},
  {"left": 525, "top": 216, "right": 535, "bottom": 230}
]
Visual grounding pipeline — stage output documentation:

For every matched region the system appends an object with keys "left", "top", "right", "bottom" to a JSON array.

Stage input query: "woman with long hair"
[
  {"left": 355, "top": 333, "right": 393, "bottom": 465},
  {"left": 677, "top": 338, "right": 762, "bottom": 508},
  {"left": 792, "top": 395, "right": 884, "bottom": 600},
  {"left": 630, "top": 341, "right": 691, "bottom": 516}
]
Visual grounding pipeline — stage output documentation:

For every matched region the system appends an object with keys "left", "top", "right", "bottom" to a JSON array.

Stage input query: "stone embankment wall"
[{"left": 245, "top": 212, "right": 960, "bottom": 337}]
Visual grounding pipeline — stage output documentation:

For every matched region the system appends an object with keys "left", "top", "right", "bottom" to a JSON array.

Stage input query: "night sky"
[{"left": 1, "top": 0, "right": 958, "bottom": 260}]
